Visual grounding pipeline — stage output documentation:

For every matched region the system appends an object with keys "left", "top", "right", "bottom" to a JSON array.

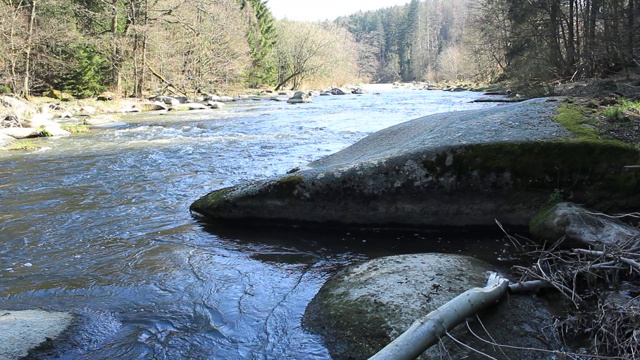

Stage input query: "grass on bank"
[
  {"left": 7, "top": 140, "right": 40, "bottom": 151},
  {"left": 61, "top": 124, "right": 90, "bottom": 134},
  {"left": 602, "top": 98, "right": 640, "bottom": 121},
  {"left": 555, "top": 100, "right": 639, "bottom": 149}
]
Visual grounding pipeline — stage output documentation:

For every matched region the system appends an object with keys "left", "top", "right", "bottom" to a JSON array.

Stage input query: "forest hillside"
[{"left": 1, "top": 0, "right": 638, "bottom": 98}]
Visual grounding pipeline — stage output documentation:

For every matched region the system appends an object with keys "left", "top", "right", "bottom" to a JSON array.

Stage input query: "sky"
[{"left": 267, "top": 0, "right": 412, "bottom": 22}]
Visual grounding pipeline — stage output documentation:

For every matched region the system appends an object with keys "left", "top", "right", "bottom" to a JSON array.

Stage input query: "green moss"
[
  {"left": 190, "top": 187, "right": 234, "bottom": 212},
  {"left": 61, "top": 124, "right": 90, "bottom": 134},
  {"left": 554, "top": 102, "right": 636, "bottom": 148},
  {"left": 554, "top": 104, "right": 601, "bottom": 140},
  {"left": 7, "top": 140, "right": 40, "bottom": 151},
  {"left": 421, "top": 141, "right": 640, "bottom": 210},
  {"left": 275, "top": 175, "right": 304, "bottom": 196},
  {"left": 37, "top": 126, "right": 53, "bottom": 137}
]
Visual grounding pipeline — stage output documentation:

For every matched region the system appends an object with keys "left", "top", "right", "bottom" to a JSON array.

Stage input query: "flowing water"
[{"left": 0, "top": 88, "right": 514, "bottom": 359}]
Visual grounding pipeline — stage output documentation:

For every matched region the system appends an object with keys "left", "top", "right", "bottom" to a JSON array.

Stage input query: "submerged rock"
[
  {"left": 191, "top": 98, "right": 640, "bottom": 228},
  {"left": 303, "top": 253, "right": 560, "bottom": 359},
  {"left": 530, "top": 202, "right": 640, "bottom": 248},
  {"left": 0, "top": 310, "right": 74, "bottom": 359}
]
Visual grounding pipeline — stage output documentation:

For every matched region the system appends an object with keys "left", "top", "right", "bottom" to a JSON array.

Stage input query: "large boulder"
[
  {"left": 0, "top": 310, "right": 74, "bottom": 360},
  {"left": 135, "top": 102, "right": 168, "bottom": 112},
  {"left": 150, "top": 95, "right": 181, "bottom": 106},
  {"left": 0, "top": 132, "right": 16, "bottom": 147},
  {"left": 191, "top": 98, "right": 640, "bottom": 227},
  {"left": 0, "top": 127, "right": 37, "bottom": 139},
  {"left": 20, "top": 116, "right": 70, "bottom": 137},
  {"left": 530, "top": 202, "right": 640, "bottom": 248},
  {"left": 304, "top": 253, "right": 560, "bottom": 359}
]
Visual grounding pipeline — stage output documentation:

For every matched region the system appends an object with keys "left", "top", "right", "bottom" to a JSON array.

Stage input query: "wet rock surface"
[
  {"left": 191, "top": 98, "right": 640, "bottom": 227},
  {"left": 303, "top": 253, "right": 561, "bottom": 359},
  {"left": 530, "top": 202, "right": 640, "bottom": 248},
  {"left": 0, "top": 310, "right": 74, "bottom": 360}
]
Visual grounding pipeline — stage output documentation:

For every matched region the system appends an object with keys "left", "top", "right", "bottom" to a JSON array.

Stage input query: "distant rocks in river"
[
  {"left": 287, "top": 91, "right": 313, "bottom": 104},
  {"left": 190, "top": 98, "right": 640, "bottom": 228}
]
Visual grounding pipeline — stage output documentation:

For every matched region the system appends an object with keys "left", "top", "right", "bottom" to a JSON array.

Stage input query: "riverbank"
[
  {"left": 1, "top": 85, "right": 382, "bottom": 151},
  {"left": 3, "top": 78, "right": 639, "bottom": 152}
]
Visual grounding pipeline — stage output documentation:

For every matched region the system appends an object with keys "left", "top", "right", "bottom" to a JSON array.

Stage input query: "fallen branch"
[
  {"left": 147, "top": 65, "right": 188, "bottom": 97},
  {"left": 369, "top": 272, "right": 509, "bottom": 360},
  {"left": 508, "top": 280, "right": 553, "bottom": 293},
  {"left": 572, "top": 248, "right": 640, "bottom": 273}
]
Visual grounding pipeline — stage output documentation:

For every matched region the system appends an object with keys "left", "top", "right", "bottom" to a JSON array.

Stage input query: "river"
[{"left": 0, "top": 87, "right": 512, "bottom": 359}]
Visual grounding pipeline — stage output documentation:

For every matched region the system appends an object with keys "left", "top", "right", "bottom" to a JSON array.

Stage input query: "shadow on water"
[{"left": 197, "top": 221, "right": 531, "bottom": 272}]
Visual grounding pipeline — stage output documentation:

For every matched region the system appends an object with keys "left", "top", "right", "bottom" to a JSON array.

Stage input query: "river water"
[{"left": 0, "top": 88, "right": 512, "bottom": 359}]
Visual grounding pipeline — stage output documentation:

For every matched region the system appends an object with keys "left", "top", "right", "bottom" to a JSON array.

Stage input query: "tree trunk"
[
  {"left": 134, "top": 0, "right": 149, "bottom": 97},
  {"left": 369, "top": 273, "right": 509, "bottom": 360},
  {"left": 567, "top": 0, "right": 576, "bottom": 68},
  {"left": 23, "top": 0, "right": 36, "bottom": 99},
  {"left": 274, "top": 70, "right": 302, "bottom": 91},
  {"left": 110, "top": 0, "right": 122, "bottom": 95},
  {"left": 548, "top": 0, "right": 565, "bottom": 74},
  {"left": 628, "top": 0, "right": 635, "bottom": 63}
]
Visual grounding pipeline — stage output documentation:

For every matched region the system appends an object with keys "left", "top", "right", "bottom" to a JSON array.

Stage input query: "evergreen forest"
[{"left": 1, "top": 0, "right": 638, "bottom": 98}]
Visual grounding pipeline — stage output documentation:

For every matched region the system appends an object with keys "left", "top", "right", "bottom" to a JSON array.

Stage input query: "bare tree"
[{"left": 274, "top": 21, "right": 359, "bottom": 90}]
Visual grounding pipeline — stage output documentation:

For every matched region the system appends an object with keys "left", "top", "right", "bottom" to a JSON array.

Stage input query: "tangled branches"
[{"left": 513, "top": 235, "right": 640, "bottom": 358}]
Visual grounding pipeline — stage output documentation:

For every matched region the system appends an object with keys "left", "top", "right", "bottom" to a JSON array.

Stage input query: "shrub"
[{"left": 57, "top": 44, "right": 108, "bottom": 99}]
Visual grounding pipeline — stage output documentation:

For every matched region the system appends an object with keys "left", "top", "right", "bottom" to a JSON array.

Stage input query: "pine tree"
[{"left": 242, "top": 0, "right": 278, "bottom": 87}]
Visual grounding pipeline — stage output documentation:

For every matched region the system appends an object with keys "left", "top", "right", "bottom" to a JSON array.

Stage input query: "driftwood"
[
  {"left": 147, "top": 65, "right": 188, "bottom": 97},
  {"left": 369, "top": 272, "right": 510, "bottom": 360}
]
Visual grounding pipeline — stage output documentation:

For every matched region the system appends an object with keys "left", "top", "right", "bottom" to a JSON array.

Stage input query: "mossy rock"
[
  {"left": 191, "top": 98, "right": 640, "bottom": 228},
  {"left": 304, "top": 253, "right": 560, "bottom": 359},
  {"left": 45, "top": 89, "right": 73, "bottom": 101},
  {"left": 530, "top": 202, "right": 640, "bottom": 247}
]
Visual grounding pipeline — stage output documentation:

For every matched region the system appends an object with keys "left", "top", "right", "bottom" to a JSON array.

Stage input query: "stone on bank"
[
  {"left": 303, "top": 253, "right": 560, "bottom": 359},
  {"left": 530, "top": 202, "right": 640, "bottom": 248}
]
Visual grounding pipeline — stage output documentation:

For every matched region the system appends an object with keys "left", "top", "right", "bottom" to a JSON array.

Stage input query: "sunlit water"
[{"left": 0, "top": 89, "right": 516, "bottom": 359}]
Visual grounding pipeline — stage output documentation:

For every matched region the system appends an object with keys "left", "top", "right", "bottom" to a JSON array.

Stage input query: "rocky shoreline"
[{"left": 0, "top": 86, "right": 371, "bottom": 151}]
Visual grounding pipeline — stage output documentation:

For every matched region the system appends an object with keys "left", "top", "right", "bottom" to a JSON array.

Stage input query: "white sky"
[{"left": 267, "top": 0, "right": 412, "bottom": 22}]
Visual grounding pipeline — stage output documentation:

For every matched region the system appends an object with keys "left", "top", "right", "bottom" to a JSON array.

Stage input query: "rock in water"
[
  {"left": 303, "top": 253, "right": 560, "bottom": 359},
  {"left": 0, "top": 310, "right": 74, "bottom": 359},
  {"left": 191, "top": 98, "right": 640, "bottom": 228},
  {"left": 287, "top": 91, "right": 313, "bottom": 104}
]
